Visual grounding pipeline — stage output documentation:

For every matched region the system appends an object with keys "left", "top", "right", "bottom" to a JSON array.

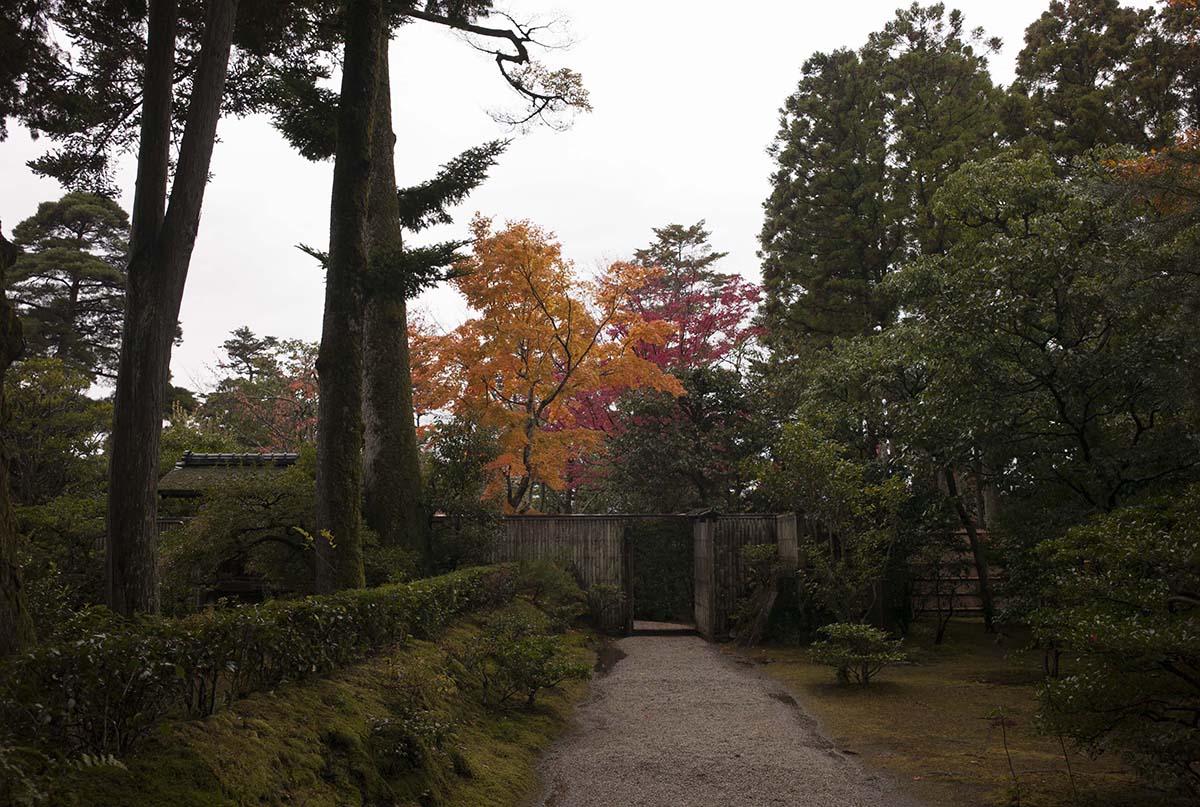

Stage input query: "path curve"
[{"left": 534, "top": 635, "right": 921, "bottom": 807}]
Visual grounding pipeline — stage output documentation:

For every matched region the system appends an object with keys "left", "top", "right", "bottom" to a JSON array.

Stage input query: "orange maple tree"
[{"left": 427, "top": 217, "right": 683, "bottom": 512}]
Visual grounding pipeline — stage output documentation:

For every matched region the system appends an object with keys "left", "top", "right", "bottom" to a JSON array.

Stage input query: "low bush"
[
  {"left": 810, "top": 622, "right": 907, "bottom": 686},
  {"left": 449, "top": 607, "right": 591, "bottom": 709},
  {"left": 585, "top": 583, "right": 626, "bottom": 633},
  {"left": 517, "top": 560, "right": 587, "bottom": 631},
  {"left": 369, "top": 654, "right": 458, "bottom": 775},
  {"left": 0, "top": 565, "right": 518, "bottom": 758}
]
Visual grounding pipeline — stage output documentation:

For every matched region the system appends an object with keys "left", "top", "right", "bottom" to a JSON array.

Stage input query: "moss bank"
[
  {"left": 737, "top": 620, "right": 1191, "bottom": 807},
  {"left": 57, "top": 610, "right": 594, "bottom": 807}
]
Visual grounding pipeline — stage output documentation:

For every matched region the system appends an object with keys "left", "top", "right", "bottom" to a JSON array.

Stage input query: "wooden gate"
[{"left": 447, "top": 512, "right": 798, "bottom": 642}]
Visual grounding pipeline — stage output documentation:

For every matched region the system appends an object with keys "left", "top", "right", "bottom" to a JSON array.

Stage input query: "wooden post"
[
  {"left": 693, "top": 513, "right": 717, "bottom": 641},
  {"left": 776, "top": 512, "right": 799, "bottom": 571},
  {"left": 621, "top": 526, "right": 634, "bottom": 635}
]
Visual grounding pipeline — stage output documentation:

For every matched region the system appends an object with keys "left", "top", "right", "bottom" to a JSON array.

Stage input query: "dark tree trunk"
[
  {"left": 0, "top": 229, "right": 34, "bottom": 656},
  {"left": 314, "top": 0, "right": 384, "bottom": 593},
  {"left": 943, "top": 467, "right": 996, "bottom": 633},
  {"left": 362, "top": 42, "right": 429, "bottom": 561},
  {"left": 106, "top": 0, "right": 239, "bottom": 616}
]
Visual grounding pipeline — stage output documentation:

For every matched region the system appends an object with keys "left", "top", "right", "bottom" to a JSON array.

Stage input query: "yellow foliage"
[{"left": 429, "top": 217, "right": 683, "bottom": 511}]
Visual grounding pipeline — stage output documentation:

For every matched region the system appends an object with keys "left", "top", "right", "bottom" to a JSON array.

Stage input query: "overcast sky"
[{"left": 0, "top": 1, "right": 1153, "bottom": 392}]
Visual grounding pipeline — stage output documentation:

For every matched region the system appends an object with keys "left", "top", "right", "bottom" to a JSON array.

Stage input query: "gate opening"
[{"left": 627, "top": 517, "right": 695, "bottom": 634}]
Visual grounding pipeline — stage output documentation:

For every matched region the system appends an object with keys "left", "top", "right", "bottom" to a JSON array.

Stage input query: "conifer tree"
[
  {"left": 361, "top": 49, "right": 505, "bottom": 560},
  {"left": 760, "top": 4, "right": 1001, "bottom": 356},
  {"left": 288, "top": 5, "right": 586, "bottom": 584},
  {"left": 1011, "top": 0, "right": 1199, "bottom": 162},
  {"left": 0, "top": 226, "right": 33, "bottom": 656},
  {"left": 8, "top": 192, "right": 129, "bottom": 381}
]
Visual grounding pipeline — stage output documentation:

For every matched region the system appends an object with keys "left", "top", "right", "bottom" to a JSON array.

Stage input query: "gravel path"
[{"left": 533, "top": 635, "right": 921, "bottom": 807}]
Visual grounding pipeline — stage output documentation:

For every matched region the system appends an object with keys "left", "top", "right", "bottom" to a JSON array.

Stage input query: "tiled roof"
[
  {"left": 175, "top": 452, "right": 299, "bottom": 468},
  {"left": 158, "top": 452, "right": 300, "bottom": 495}
]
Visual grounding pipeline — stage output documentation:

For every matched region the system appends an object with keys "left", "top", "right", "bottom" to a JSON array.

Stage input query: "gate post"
[
  {"left": 621, "top": 526, "right": 634, "bottom": 635},
  {"left": 776, "top": 512, "right": 799, "bottom": 571},
  {"left": 693, "top": 513, "right": 717, "bottom": 641}
]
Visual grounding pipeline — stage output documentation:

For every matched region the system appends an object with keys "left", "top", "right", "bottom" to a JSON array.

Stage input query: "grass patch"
[
  {"left": 56, "top": 605, "right": 594, "bottom": 807},
  {"left": 737, "top": 619, "right": 1191, "bottom": 807}
]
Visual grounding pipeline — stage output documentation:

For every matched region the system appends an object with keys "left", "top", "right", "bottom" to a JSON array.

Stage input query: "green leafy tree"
[
  {"left": 1033, "top": 485, "right": 1200, "bottom": 795},
  {"left": 5, "top": 358, "right": 111, "bottom": 507},
  {"left": 0, "top": 227, "right": 33, "bottom": 656},
  {"left": 3, "top": 358, "right": 111, "bottom": 636},
  {"left": 7, "top": 192, "right": 128, "bottom": 380},
  {"left": 893, "top": 151, "right": 1199, "bottom": 513},
  {"left": 160, "top": 453, "right": 318, "bottom": 614},
  {"left": 602, "top": 367, "right": 766, "bottom": 513},
  {"left": 424, "top": 414, "right": 503, "bottom": 571}
]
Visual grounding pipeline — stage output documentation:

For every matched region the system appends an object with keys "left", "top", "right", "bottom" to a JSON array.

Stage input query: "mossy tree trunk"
[
  {"left": 362, "top": 43, "right": 429, "bottom": 562},
  {"left": 314, "top": 0, "right": 384, "bottom": 593},
  {"left": 106, "top": 0, "right": 239, "bottom": 616},
  {"left": 0, "top": 229, "right": 34, "bottom": 656}
]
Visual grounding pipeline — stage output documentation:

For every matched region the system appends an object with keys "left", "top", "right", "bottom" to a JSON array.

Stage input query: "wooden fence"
[
  {"left": 909, "top": 530, "right": 1005, "bottom": 618},
  {"left": 443, "top": 513, "right": 799, "bottom": 641},
  {"left": 709, "top": 515, "right": 782, "bottom": 639}
]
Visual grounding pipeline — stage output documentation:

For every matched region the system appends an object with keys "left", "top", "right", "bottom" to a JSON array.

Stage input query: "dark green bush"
[
  {"left": 810, "top": 622, "right": 907, "bottom": 686},
  {"left": 586, "top": 583, "right": 626, "bottom": 633},
  {"left": 1032, "top": 487, "right": 1200, "bottom": 796},
  {"left": 0, "top": 565, "right": 518, "bottom": 758},
  {"left": 517, "top": 560, "right": 586, "bottom": 631},
  {"left": 730, "top": 543, "right": 781, "bottom": 644},
  {"left": 449, "top": 608, "right": 590, "bottom": 709}
]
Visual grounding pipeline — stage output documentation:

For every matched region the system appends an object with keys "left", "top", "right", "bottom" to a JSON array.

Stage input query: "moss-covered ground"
[
  {"left": 57, "top": 607, "right": 595, "bottom": 807},
  {"left": 734, "top": 619, "right": 1192, "bottom": 807}
]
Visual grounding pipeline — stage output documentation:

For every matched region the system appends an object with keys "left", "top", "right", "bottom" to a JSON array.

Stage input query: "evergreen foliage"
[{"left": 8, "top": 193, "right": 128, "bottom": 380}]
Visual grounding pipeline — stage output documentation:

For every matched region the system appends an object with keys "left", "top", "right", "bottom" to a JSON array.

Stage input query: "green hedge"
[{"left": 0, "top": 565, "right": 518, "bottom": 758}]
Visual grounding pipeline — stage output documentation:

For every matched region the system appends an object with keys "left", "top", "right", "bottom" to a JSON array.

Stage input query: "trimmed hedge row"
[{"left": 0, "top": 565, "right": 518, "bottom": 757}]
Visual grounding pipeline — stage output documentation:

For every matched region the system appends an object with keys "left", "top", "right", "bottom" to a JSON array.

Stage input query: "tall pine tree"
[
  {"left": 760, "top": 3, "right": 1001, "bottom": 355},
  {"left": 1011, "top": 0, "right": 1199, "bottom": 162},
  {"left": 361, "top": 43, "right": 505, "bottom": 562},
  {"left": 8, "top": 192, "right": 128, "bottom": 381}
]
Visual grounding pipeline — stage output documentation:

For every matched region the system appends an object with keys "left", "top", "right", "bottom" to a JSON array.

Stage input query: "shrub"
[
  {"left": 0, "top": 565, "right": 518, "bottom": 758},
  {"left": 450, "top": 609, "right": 590, "bottom": 709},
  {"left": 730, "top": 543, "right": 781, "bottom": 646},
  {"left": 586, "top": 583, "right": 626, "bottom": 633},
  {"left": 1032, "top": 487, "right": 1200, "bottom": 796},
  {"left": 369, "top": 653, "right": 458, "bottom": 774},
  {"left": 756, "top": 421, "right": 908, "bottom": 623},
  {"left": 517, "top": 560, "right": 586, "bottom": 631},
  {"left": 810, "top": 622, "right": 906, "bottom": 686}
]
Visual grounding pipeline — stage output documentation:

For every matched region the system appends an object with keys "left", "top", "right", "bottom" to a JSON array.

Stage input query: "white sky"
[{"left": 0, "top": 1, "right": 1153, "bottom": 392}]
